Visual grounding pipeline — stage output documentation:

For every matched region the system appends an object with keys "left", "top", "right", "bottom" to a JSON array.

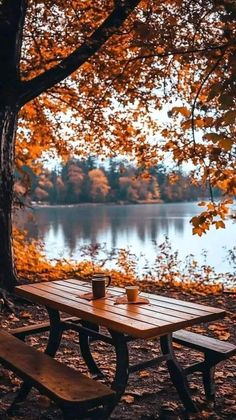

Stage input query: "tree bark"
[
  {"left": 0, "top": 0, "right": 27, "bottom": 291},
  {"left": 0, "top": 106, "right": 18, "bottom": 291}
]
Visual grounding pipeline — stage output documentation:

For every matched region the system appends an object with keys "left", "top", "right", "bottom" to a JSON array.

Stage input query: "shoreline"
[{"left": 31, "top": 199, "right": 202, "bottom": 209}]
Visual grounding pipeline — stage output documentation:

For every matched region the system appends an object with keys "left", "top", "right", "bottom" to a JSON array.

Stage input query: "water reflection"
[{"left": 14, "top": 202, "right": 235, "bottom": 272}]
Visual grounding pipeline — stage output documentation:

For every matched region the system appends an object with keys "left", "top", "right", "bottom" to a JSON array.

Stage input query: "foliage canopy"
[
  {"left": 17, "top": 0, "right": 236, "bottom": 231},
  {"left": 0, "top": 0, "right": 236, "bottom": 289}
]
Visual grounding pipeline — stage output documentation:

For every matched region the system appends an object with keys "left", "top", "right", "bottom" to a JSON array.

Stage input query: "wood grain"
[
  {"left": 15, "top": 280, "right": 226, "bottom": 339},
  {"left": 0, "top": 329, "right": 115, "bottom": 404}
]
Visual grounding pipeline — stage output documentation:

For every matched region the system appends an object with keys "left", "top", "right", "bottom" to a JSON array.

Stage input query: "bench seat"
[
  {"left": 0, "top": 329, "right": 115, "bottom": 419},
  {"left": 172, "top": 329, "right": 236, "bottom": 400},
  {"left": 9, "top": 316, "right": 80, "bottom": 339},
  {"left": 173, "top": 329, "right": 236, "bottom": 359}
]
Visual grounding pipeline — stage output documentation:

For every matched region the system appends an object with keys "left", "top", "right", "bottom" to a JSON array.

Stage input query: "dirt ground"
[{"left": 0, "top": 285, "right": 235, "bottom": 420}]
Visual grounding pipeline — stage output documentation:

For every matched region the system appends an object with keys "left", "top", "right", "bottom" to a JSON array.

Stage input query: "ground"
[{"left": 0, "top": 284, "right": 235, "bottom": 420}]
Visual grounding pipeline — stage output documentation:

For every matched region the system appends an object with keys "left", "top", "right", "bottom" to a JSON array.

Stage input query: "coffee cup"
[
  {"left": 92, "top": 273, "right": 111, "bottom": 299},
  {"left": 125, "top": 285, "right": 139, "bottom": 302}
]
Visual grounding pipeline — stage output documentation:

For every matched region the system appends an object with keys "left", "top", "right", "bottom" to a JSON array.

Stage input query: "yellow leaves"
[
  {"left": 156, "top": 46, "right": 165, "bottom": 54},
  {"left": 139, "top": 171, "right": 151, "bottom": 180},
  {"left": 208, "top": 324, "right": 230, "bottom": 341},
  {"left": 204, "top": 133, "right": 233, "bottom": 151},
  {"left": 191, "top": 214, "right": 209, "bottom": 236},
  {"left": 126, "top": 125, "right": 134, "bottom": 135},
  {"left": 191, "top": 200, "right": 232, "bottom": 235},
  {"left": 23, "top": 104, "right": 37, "bottom": 118},
  {"left": 168, "top": 173, "right": 179, "bottom": 184},
  {"left": 218, "top": 138, "right": 233, "bottom": 152},
  {"left": 194, "top": 117, "right": 204, "bottom": 128},
  {"left": 171, "top": 106, "right": 191, "bottom": 118},
  {"left": 204, "top": 132, "right": 222, "bottom": 142},
  {"left": 88, "top": 168, "right": 110, "bottom": 200},
  {"left": 139, "top": 370, "right": 150, "bottom": 378},
  {"left": 215, "top": 220, "right": 225, "bottom": 230},
  {"left": 181, "top": 119, "right": 191, "bottom": 129},
  {"left": 192, "top": 227, "right": 204, "bottom": 236}
]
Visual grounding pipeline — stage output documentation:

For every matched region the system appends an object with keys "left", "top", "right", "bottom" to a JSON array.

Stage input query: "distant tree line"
[{"left": 16, "top": 158, "right": 215, "bottom": 205}]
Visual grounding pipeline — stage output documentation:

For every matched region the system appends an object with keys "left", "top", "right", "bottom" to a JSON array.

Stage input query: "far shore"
[{"left": 30, "top": 199, "right": 165, "bottom": 208}]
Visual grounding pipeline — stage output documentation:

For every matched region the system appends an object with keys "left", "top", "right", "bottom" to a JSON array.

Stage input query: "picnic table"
[{"left": 15, "top": 279, "right": 226, "bottom": 413}]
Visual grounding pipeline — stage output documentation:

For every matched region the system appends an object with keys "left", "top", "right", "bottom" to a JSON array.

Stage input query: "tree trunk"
[
  {"left": 0, "top": 0, "right": 27, "bottom": 292},
  {"left": 0, "top": 106, "right": 18, "bottom": 292}
]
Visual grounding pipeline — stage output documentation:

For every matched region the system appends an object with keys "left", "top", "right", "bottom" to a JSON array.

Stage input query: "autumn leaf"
[
  {"left": 218, "top": 138, "right": 233, "bottom": 152},
  {"left": 214, "top": 220, "right": 225, "bottom": 230},
  {"left": 171, "top": 106, "right": 191, "bottom": 118},
  {"left": 139, "top": 370, "right": 150, "bottom": 378},
  {"left": 19, "top": 311, "right": 32, "bottom": 319},
  {"left": 218, "top": 332, "right": 231, "bottom": 341},
  {"left": 121, "top": 395, "right": 135, "bottom": 404}
]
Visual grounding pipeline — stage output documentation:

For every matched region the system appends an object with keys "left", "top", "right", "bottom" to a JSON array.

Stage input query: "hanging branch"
[{"left": 19, "top": 0, "right": 142, "bottom": 107}]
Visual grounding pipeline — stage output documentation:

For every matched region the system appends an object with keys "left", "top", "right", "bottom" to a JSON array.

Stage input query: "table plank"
[
  {"left": 29, "top": 281, "right": 193, "bottom": 325},
  {"left": 40, "top": 282, "right": 193, "bottom": 320},
  {"left": 16, "top": 285, "right": 156, "bottom": 338},
  {"left": 15, "top": 280, "right": 226, "bottom": 339},
  {"left": 54, "top": 280, "right": 223, "bottom": 317},
  {"left": 64, "top": 279, "right": 224, "bottom": 314}
]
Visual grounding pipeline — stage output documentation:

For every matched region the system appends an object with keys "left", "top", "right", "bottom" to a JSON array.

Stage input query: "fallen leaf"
[
  {"left": 218, "top": 332, "right": 230, "bottom": 341},
  {"left": 20, "top": 311, "right": 32, "bottom": 319},
  {"left": 139, "top": 370, "right": 150, "bottom": 378},
  {"left": 121, "top": 395, "right": 135, "bottom": 404},
  {"left": 173, "top": 342, "right": 182, "bottom": 349}
]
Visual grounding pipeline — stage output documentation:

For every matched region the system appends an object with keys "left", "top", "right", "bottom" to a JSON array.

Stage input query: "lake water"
[{"left": 16, "top": 202, "right": 236, "bottom": 274}]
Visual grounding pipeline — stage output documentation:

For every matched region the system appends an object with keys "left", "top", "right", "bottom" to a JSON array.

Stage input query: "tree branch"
[
  {"left": 19, "top": 0, "right": 141, "bottom": 107},
  {"left": 127, "top": 42, "right": 235, "bottom": 63},
  {"left": 0, "top": 0, "right": 27, "bottom": 91}
]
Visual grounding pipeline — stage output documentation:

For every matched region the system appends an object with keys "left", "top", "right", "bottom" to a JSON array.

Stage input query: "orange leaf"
[
  {"left": 139, "top": 370, "right": 150, "bottom": 378},
  {"left": 121, "top": 395, "right": 135, "bottom": 404}
]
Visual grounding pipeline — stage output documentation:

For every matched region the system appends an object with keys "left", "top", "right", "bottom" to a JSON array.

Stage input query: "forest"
[{"left": 16, "top": 159, "right": 211, "bottom": 205}]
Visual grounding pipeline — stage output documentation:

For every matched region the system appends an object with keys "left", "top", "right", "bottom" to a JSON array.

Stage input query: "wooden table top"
[{"left": 15, "top": 280, "right": 226, "bottom": 339}]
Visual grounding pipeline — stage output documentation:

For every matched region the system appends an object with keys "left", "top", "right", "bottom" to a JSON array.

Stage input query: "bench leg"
[
  {"left": 7, "top": 382, "right": 32, "bottom": 415},
  {"left": 202, "top": 356, "right": 216, "bottom": 401},
  {"left": 160, "top": 334, "right": 198, "bottom": 413},
  {"left": 8, "top": 307, "right": 64, "bottom": 415}
]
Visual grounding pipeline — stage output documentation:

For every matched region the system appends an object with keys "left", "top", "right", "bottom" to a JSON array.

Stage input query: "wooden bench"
[
  {"left": 173, "top": 330, "right": 236, "bottom": 400},
  {"left": 0, "top": 329, "right": 116, "bottom": 419},
  {"left": 9, "top": 316, "right": 80, "bottom": 340}
]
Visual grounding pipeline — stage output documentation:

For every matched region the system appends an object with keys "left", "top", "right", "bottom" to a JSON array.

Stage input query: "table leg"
[
  {"left": 78, "top": 325, "right": 129, "bottom": 399},
  {"left": 160, "top": 334, "right": 198, "bottom": 413},
  {"left": 108, "top": 330, "right": 129, "bottom": 398},
  {"left": 45, "top": 307, "right": 63, "bottom": 356},
  {"left": 79, "top": 321, "right": 103, "bottom": 376}
]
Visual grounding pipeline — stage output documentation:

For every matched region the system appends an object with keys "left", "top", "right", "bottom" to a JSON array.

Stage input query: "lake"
[{"left": 16, "top": 202, "right": 236, "bottom": 274}]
